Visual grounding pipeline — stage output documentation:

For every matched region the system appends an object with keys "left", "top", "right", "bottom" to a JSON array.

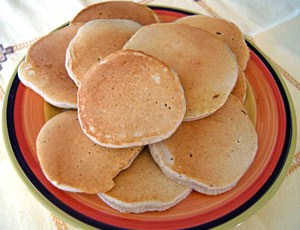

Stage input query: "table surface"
[{"left": 0, "top": 0, "right": 299, "bottom": 229}]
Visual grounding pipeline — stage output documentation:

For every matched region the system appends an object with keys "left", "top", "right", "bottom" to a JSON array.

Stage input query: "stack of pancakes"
[{"left": 18, "top": 1, "right": 258, "bottom": 213}]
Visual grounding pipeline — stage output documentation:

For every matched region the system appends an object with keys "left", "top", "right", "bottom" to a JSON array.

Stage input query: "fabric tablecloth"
[{"left": 0, "top": 0, "right": 299, "bottom": 229}]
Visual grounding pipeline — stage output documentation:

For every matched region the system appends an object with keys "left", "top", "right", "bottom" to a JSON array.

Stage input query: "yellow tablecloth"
[{"left": 0, "top": 0, "right": 299, "bottom": 229}]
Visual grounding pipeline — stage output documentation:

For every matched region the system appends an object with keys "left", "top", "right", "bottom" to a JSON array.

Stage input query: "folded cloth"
[
  {"left": 237, "top": 169, "right": 300, "bottom": 230},
  {"left": 203, "top": 0, "right": 300, "bottom": 36},
  {"left": 0, "top": 160, "right": 56, "bottom": 230}
]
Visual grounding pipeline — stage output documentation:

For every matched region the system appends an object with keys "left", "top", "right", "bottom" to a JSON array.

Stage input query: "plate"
[{"left": 1, "top": 6, "right": 297, "bottom": 229}]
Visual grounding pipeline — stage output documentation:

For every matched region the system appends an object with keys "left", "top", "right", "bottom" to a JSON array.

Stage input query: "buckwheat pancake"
[
  {"left": 176, "top": 15, "right": 250, "bottom": 71},
  {"left": 78, "top": 50, "right": 186, "bottom": 148},
  {"left": 71, "top": 1, "right": 159, "bottom": 25},
  {"left": 231, "top": 70, "right": 247, "bottom": 103},
  {"left": 36, "top": 110, "right": 143, "bottom": 194},
  {"left": 149, "top": 95, "right": 258, "bottom": 195},
  {"left": 124, "top": 23, "right": 238, "bottom": 120},
  {"left": 18, "top": 24, "right": 81, "bottom": 108},
  {"left": 99, "top": 148, "right": 192, "bottom": 213},
  {"left": 66, "top": 19, "right": 141, "bottom": 86}
]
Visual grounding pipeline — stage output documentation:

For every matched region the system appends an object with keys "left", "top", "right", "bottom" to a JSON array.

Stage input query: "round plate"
[{"left": 1, "top": 6, "right": 296, "bottom": 229}]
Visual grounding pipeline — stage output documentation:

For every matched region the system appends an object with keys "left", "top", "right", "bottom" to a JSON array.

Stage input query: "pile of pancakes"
[{"left": 18, "top": 1, "right": 258, "bottom": 213}]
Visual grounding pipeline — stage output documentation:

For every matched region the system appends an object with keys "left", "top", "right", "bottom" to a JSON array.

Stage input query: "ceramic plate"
[{"left": 1, "top": 6, "right": 296, "bottom": 229}]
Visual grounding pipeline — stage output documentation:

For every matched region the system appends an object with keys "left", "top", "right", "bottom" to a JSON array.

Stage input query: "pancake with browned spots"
[
  {"left": 99, "top": 147, "right": 191, "bottom": 213},
  {"left": 124, "top": 23, "right": 238, "bottom": 120},
  {"left": 78, "top": 50, "right": 186, "bottom": 148},
  {"left": 66, "top": 19, "right": 141, "bottom": 86},
  {"left": 149, "top": 95, "right": 257, "bottom": 195},
  {"left": 71, "top": 1, "right": 159, "bottom": 25},
  {"left": 36, "top": 110, "right": 142, "bottom": 194},
  {"left": 176, "top": 15, "right": 249, "bottom": 71},
  {"left": 18, "top": 24, "right": 81, "bottom": 108}
]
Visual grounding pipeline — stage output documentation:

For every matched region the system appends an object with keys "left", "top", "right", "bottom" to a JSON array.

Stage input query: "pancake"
[
  {"left": 78, "top": 50, "right": 186, "bottom": 148},
  {"left": 71, "top": 1, "right": 159, "bottom": 25},
  {"left": 18, "top": 24, "right": 81, "bottom": 109},
  {"left": 149, "top": 95, "right": 258, "bottom": 195},
  {"left": 99, "top": 147, "right": 192, "bottom": 213},
  {"left": 176, "top": 16, "right": 249, "bottom": 102},
  {"left": 36, "top": 110, "right": 143, "bottom": 194},
  {"left": 124, "top": 23, "right": 238, "bottom": 121},
  {"left": 231, "top": 70, "right": 247, "bottom": 103},
  {"left": 66, "top": 19, "right": 141, "bottom": 86},
  {"left": 176, "top": 15, "right": 250, "bottom": 71}
]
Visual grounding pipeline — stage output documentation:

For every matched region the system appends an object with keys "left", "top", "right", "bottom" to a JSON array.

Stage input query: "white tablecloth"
[{"left": 1, "top": 0, "right": 299, "bottom": 229}]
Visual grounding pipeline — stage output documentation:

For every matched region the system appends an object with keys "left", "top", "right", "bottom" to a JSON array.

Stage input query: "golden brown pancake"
[
  {"left": 36, "top": 110, "right": 143, "bottom": 194},
  {"left": 99, "top": 147, "right": 192, "bottom": 213},
  {"left": 124, "top": 23, "right": 238, "bottom": 121},
  {"left": 71, "top": 1, "right": 159, "bottom": 25},
  {"left": 66, "top": 19, "right": 141, "bottom": 86},
  {"left": 149, "top": 95, "right": 257, "bottom": 195},
  {"left": 231, "top": 70, "right": 247, "bottom": 103},
  {"left": 176, "top": 15, "right": 249, "bottom": 71},
  {"left": 18, "top": 24, "right": 81, "bottom": 108},
  {"left": 78, "top": 50, "right": 186, "bottom": 148}
]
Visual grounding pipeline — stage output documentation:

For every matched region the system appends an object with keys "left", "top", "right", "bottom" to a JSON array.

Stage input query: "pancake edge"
[
  {"left": 98, "top": 187, "right": 192, "bottom": 213},
  {"left": 18, "top": 62, "right": 77, "bottom": 109},
  {"left": 70, "top": 1, "right": 160, "bottom": 25},
  {"left": 149, "top": 143, "right": 255, "bottom": 195}
]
